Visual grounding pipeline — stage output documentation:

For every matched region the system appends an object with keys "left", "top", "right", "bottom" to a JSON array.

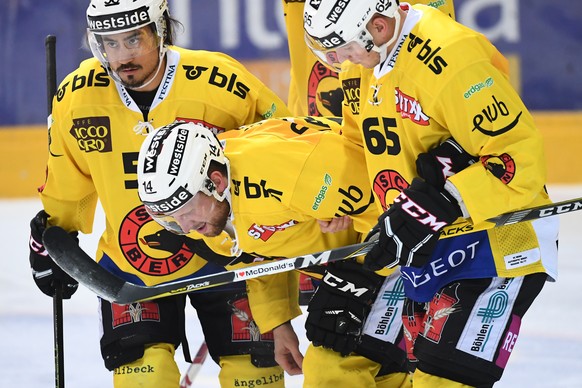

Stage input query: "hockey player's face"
[
  {"left": 169, "top": 192, "right": 230, "bottom": 237},
  {"left": 336, "top": 42, "right": 380, "bottom": 69},
  {"left": 101, "top": 27, "right": 161, "bottom": 88}
]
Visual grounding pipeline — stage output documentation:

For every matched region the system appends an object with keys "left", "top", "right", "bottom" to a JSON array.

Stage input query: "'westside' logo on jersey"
[
  {"left": 394, "top": 88, "right": 430, "bottom": 125},
  {"left": 69, "top": 116, "right": 112, "bottom": 153},
  {"left": 406, "top": 33, "right": 448, "bottom": 75},
  {"left": 471, "top": 95, "right": 522, "bottom": 136},
  {"left": 182, "top": 65, "right": 250, "bottom": 99}
]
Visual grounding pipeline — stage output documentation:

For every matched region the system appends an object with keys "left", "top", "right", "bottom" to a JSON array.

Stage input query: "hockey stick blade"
[{"left": 42, "top": 225, "right": 375, "bottom": 304}]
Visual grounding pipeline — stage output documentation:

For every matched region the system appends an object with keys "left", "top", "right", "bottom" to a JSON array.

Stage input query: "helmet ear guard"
[{"left": 137, "top": 121, "right": 231, "bottom": 219}]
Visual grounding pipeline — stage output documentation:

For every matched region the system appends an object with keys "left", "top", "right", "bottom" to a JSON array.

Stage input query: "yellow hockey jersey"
[
  {"left": 282, "top": 0, "right": 456, "bottom": 117},
  {"left": 40, "top": 46, "right": 291, "bottom": 292},
  {"left": 341, "top": 4, "right": 559, "bottom": 301},
  {"left": 188, "top": 116, "right": 378, "bottom": 330}
]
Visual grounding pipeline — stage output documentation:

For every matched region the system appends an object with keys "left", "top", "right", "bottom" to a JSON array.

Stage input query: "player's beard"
[
  {"left": 202, "top": 199, "right": 231, "bottom": 237},
  {"left": 115, "top": 56, "right": 162, "bottom": 90}
]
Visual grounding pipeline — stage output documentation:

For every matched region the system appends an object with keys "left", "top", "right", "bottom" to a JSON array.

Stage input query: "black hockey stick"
[
  {"left": 45, "top": 34, "right": 65, "bottom": 388},
  {"left": 43, "top": 195, "right": 582, "bottom": 304},
  {"left": 42, "top": 226, "right": 375, "bottom": 304}
]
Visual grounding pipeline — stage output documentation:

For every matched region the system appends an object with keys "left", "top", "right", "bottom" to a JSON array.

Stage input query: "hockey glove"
[
  {"left": 364, "top": 178, "right": 462, "bottom": 271},
  {"left": 29, "top": 210, "right": 79, "bottom": 299},
  {"left": 416, "top": 138, "right": 478, "bottom": 189},
  {"left": 305, "top": 259, "right": 384, "bottom": 356}
]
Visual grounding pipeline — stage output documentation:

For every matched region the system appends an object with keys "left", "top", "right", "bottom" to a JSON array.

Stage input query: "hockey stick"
[
  {"left": 42, "top": 226, "right": 375, "bottom": 304},
  {"left": 43, "top": 195, "right": 582, "bottom": 304},
  {"left": 179, "top": 342, "right": 209, "bottom": 388},
  {"left": 45, "top": 34, "right": 65, "bottom": 388}
]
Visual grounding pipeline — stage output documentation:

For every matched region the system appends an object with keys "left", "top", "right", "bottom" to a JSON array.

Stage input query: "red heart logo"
[{"left": 238, "top": 272, "right": 245, "bottom": 276}]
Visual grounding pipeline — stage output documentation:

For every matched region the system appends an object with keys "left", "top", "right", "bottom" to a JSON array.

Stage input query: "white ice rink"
[{"left": 1, "top": 185, "right": 582, "bottom": 387}]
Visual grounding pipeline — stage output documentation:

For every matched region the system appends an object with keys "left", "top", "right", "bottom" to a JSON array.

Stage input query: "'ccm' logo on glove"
[
  {"left": 323, "top": 271, "right": 372, "bottom": 298},
  {"left": 394, "top": 192, "right": 450, "bottom": 232}
]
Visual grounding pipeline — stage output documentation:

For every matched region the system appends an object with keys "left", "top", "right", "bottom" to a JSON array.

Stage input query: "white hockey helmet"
[
  {"left": 86, "top": 0, "right": 169, "bottom": 81},
  {"left": 137, "top": 121, "right": 230, "bottom": 234},
  {"left": 304, "top": 0, "right": 401, "bottom": 71}
]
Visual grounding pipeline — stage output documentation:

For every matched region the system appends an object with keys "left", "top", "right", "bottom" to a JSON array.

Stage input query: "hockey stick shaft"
[
  {"left": 45, "top": 34, "right": 65, "bottom": 388},
  {"left": 179, "top": 342, "right": 209, "bottom": 388},
  {"left": 42, "top": 226, "right": 375, "bottom": 304},
  {"left": 43, "top": 195, "right": 582, "bottom": 304}
]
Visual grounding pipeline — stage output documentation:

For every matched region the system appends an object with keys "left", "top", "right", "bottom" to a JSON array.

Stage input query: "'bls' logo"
[
  {"left": 406, "top": 33, "right": 447, "bottom": 74},
  {"left": 183, "top": 65, "right": 250, "bottom": 99}
]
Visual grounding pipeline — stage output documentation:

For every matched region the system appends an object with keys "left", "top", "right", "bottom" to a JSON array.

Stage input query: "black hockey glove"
[
  {"left": 364, "top": 178, "right": 462, "bottom": 271},
  {"left": 305, "top": 259, "right": 384, "bottom": 356},
  {"left": 416, "top": 138, "right": 478, "bottom": 189},
  {"left": 29, "top": 210, "right": 79, "bottom": 299}
]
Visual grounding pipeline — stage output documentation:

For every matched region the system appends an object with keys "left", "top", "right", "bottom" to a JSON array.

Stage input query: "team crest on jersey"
[
  {"left": 481, "top": 153, "right": 516, "bottom": 184},
  {"left": 307, "top": 62, "right": 342, "bottom": 116},
  {"left": 119, "top": 205, "right": 194, "bottom": 276},
  {"left": 372, "top": 169, "right": 409, "bottom": 210},
  {"left": 395, "top": 88, "right": 430, "bottom": 125}
]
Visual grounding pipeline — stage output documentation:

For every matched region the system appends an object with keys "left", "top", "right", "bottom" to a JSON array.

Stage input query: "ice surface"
[{"left": 2, "top": 185, "right": 581, "bottom": 387}]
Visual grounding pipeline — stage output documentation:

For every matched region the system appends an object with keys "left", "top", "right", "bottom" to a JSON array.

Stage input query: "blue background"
[{"left": 1, "top": 0, "right": 580, "bottom": 125}]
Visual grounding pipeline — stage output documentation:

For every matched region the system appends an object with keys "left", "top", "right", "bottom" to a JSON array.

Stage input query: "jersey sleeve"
[
  {"left": 246, "top": 271, "right": 302, "bottom": 333},
  {"left": 430, "top": 41, "right": 546, "bottom": 224},
  {"left": 290, "top": 130, "right": 378, "bottom": 234},
  {"left": 39, "top": 73, "right": 99, "bottom": 233}
]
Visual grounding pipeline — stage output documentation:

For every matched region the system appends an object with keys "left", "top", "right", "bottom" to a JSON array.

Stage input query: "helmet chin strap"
[{"left": 370, "top": 10, "right": 402, "bottom": 64}]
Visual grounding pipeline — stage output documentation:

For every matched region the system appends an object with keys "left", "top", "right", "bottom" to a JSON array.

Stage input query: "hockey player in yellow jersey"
[
  {"left": 282, "top": 0, "right": 456, "bottom": 312},
  {"left": 137, "top": 117, "right": 420, "bottom": 387},
  {"left": 26, "top": 0, "right": 294, "bottom": 387},
  {"left": 304, "top": 1, "right": 559, "bottom": 387},
  {"left": 282, "top": 1, "right": 456, "bottom": 386},
  {"left": 282, "top": 0, "right": 455, "bottom": 118}
]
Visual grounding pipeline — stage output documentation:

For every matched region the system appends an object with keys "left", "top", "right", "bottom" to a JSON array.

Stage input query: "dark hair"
[
  {"left": 161, "top": 12, "right": 183, "bottom": 46},
  {"left": 208, "top": 160, "right": 228, "bottom": 178}
]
